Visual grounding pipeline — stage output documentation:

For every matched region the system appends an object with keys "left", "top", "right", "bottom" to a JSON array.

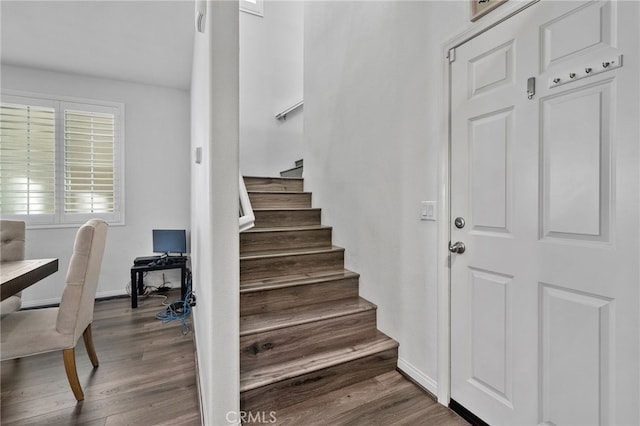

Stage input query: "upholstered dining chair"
[
  {"left": 0, "top": 219, "right": 108, "bottom": 401},
  {"left": 0, "top": 219, "right": 26, "bottom": 315}
]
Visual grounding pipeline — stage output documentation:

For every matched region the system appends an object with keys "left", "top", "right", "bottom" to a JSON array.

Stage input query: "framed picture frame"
[{"left": 470, "top": 0, "right": 508, "bottom": 22}]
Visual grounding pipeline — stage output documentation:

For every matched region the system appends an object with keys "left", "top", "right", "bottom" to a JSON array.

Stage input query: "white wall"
[
  {"left": 1, "top": 64, "right": 190, "bottom": 306},
  {"left": 240, "top": 0, "right": 304, "bottom": 176},
  {"left": 190, "top": 1, "right": 239, "bottom": 424},
  {"left": 304, "top": 1, "right": 468, "bottom": 393}
]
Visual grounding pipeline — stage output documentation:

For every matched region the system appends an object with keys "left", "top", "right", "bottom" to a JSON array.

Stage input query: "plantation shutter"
[
  {"left": 0, "top": 102, "right": 56, "bottom": 215},
  {"left": 63, "top": 107, "right": 116, "bottom": 214}
]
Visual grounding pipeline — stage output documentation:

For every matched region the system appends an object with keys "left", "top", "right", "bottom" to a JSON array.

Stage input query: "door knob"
[{"left": 449, "top": 241, "right": 466, "bottom": 254}]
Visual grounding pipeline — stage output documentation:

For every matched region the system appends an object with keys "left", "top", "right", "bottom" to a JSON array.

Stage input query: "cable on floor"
[{"left": 155, "top": 290, "right": 193, "bottom": 335}]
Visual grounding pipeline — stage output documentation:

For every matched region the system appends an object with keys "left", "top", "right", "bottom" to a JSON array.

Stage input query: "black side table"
[{"left": 130, "top": 260, "right": 189, "bottom": 308}]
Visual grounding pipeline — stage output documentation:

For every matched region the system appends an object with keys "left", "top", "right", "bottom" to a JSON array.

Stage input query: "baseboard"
[
  {"left": 191, "top": 318, "right": 207, "bottom": 426},
  {"left": 97, "top": 289, "right": 129, "bottom": 300},
  {"left": 21, "top": 297, "right": 61, "bottom": 309},
  {"left": 397, "top": 357, "right": 438, "bottom": 397},
  {"left": 21, "top": 286, "right": 180, "bottom": 310},
  {"left": 21, "top": 289, "right": 129, "bottom": 309}
]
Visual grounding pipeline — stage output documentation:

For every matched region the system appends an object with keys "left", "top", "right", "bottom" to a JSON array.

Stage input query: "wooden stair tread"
[
  {"left": 240, "top": 225, "right": 333, "bottom": 254},
  {"left": 241, "top": 297, "right": 375, "bottom": 336},
  {"left": 252, "top": 207, "right": 320, "bottom": 211},
  {"left": 245, "top": 176, "right": 303, "bottom": 181},
  {"left": 240, "top": 331, "right": 398, "bottom": 392},
  {"left": 248, "top": 190, "right": 309, "bottom": 195},
  {"left": 244, "top": 177, "right": 304, "bottom": 193},
  {"left": 240, "top": 269, "right": 359, "bottom": 292},
  {"left": 240, "top": 245, "right": 344, "bottom": 260},
  {"left": 241, "top": 225, "right": 331, "bottom": 234},
  {"left": 243, "top": 224, "right": 322, "bottom": 230},
  {"left": 251, "top": 208, "right": 321, "bottom": 229}
]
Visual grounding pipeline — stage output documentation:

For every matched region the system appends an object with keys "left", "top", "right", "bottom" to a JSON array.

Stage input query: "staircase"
[
  {"left": 279, "top": 159, "right": 303, "bottom": 178},
  {"left": 240, "top": 176, "right": 399, "bottom": 414}
]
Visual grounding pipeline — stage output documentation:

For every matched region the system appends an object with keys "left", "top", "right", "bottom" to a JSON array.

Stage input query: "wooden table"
[{"left": 0, "top": 258, "right": 59, "bottom": 301}]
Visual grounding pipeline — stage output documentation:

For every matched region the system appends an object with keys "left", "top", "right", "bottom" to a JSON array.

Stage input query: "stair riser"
[
  {"left": 249, "top": 192, "right": 311, "bottom": 209},
  {"left": 241, "top": 310, "right": 377, "bottom": 371},
  {"left": 244, "top": 177, "right": 303, "bottom": 192},
  {"left": 240, "top": 348, "right": 398, "bottom": 413},
  {"left": 240, "top": 277, "right": 359, "bottom": 316},
  {"left": 241, "top": 251, "right": 344, "bottom": 282},
  {"left": 240, "top": 228, "right": 332, "bottom": 254},
  {"left": 253, "top": 209, "right": 321, "bottom": 228}
]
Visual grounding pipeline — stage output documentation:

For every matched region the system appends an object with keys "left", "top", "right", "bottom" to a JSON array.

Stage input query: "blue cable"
[{"left": 156, "top": 290, "right": 193, "bottom": 335}]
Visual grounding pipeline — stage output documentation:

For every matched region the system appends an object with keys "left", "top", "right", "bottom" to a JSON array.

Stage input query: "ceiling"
[{"left": 1, "top": 1, "right": 195, "bottom": 90}]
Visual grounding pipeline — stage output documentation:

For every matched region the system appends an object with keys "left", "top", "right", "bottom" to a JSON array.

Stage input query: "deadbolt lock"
[{"left": 454, "top": 217, "right": 466, "bottom": 229}]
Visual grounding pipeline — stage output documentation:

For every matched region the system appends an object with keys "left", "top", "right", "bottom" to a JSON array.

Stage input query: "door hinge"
[{"left": 448, "top": 48, "right": 456, "bottom": 63}]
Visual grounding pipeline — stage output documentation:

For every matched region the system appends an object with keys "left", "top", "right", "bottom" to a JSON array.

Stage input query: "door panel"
[
  {"left": 540, "top": 1, "right": 614, "bottom": 71},
  {"left": 469, "top": 41, "right": 515, "bottom": 98},
  {"left": 469, "top": 108, "right": 512, "bottom": 233},
  {"left": 469, "top": 267, "right": 513, "bottom": 408},
  {"left": 541, "top": 81, "right": 612, "bottom": 242},
  {"left": 450, "top": 1, "right": 639, "bottom": 425},
  {"left": 540, "top": 283, "right": 613, "bottom": 426}
]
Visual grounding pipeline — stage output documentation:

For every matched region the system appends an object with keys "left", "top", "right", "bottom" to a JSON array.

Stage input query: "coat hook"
[
  {"left": 569, "top": 73, "right": 576, "bottom": 79},
  {"left": 553, "top": 78, "right": 561, "bottom": 84},
  {"left": 602, "top": 62, "right": 610, "bottom": 68},
  {"left": 585, "top": 67, "right": 592, "bottom": 74}
]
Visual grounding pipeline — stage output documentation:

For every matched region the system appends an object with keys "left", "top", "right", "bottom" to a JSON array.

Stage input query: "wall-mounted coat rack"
[{"left": 549, "top": 55, "right": 623, "bottom": 88}]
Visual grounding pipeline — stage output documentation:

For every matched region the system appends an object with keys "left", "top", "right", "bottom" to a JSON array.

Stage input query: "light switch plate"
[{"left": 421, "top": 201, "right": 436, "bottom": 221}]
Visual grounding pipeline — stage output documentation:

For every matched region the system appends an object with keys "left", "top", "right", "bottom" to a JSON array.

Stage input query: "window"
[{"left": 0, "top": 92, "right": 124, "bottom": 227}]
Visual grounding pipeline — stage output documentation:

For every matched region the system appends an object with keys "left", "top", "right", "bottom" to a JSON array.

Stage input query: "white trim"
[
  {"left": 437, "top": 0, "right": 540, "bottom": 407},
  {"left": 21, "top": 297, "right": 62, "bottom": 309},
  {"left": 239, "top": 173, "right": 255, "bottom": 232},
  {"left": 192, "top": 317, "right": 207, "bottom": 426},
  {"left": 436, "top": 61, "right": 451, "bottom": 404},
  {"left": 397, "top": 357, "right": 438, "bottom": 396},
  {"left": 443, "top": 0, "right": 541, "bottom": 51},
  {"left": 21, "top": 289, "right": 128, "bottom": 309},
  {"left": 95, "top": 289, "right": 128, "bottom": 299}
]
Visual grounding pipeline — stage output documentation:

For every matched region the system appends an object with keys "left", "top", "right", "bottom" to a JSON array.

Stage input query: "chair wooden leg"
[
  {"left": 83, "top": 324, "right": 99, "bottom": 368},
  {"left": 62, "top": 348, "right": 84, "bottom": 401}
]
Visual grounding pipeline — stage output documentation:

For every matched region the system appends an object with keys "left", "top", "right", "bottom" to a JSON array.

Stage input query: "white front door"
[{"left": 450, "top": 1, "right": 639, "bottom": 425}]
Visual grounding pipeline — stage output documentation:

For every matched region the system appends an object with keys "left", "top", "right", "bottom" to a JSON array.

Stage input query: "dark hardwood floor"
[
  {"left": 2, "top": 291, "right": 467, "bottom": 426},
  {"left": 1, "top": 290, "right": 200, "bottom": 425},
  {"left": 240, "top": 363, "right": 470, "bottom": 426},
  {"left": 250, "top": 371, "right": 469, "bottom": 426}
]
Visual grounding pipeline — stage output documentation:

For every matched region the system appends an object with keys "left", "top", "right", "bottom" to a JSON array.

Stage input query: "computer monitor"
[{"left": 152, "top": 229, "right": 187, "bottom": 256}]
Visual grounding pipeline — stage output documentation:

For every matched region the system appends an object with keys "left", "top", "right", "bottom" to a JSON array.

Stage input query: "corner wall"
[
  {"left": 190, "top": 1, "right": 240, "bottom": 424},
  {"left": 303, "top": 1, "right": 468, "bottom": 393},
  {"left": 240, "top": 0, "right": 303, "bottom": 176}
]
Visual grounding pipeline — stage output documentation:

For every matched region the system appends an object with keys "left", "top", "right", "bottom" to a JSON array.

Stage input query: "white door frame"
[{"left": 436, "top": 0, "right": 541, "bottom": 406}]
